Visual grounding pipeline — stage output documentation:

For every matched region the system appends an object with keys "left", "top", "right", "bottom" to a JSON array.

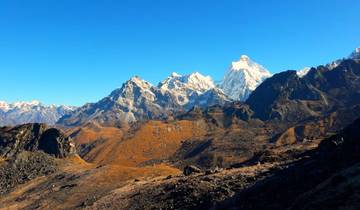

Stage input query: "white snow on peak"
[
  {"left": 0, "top": 100, "right": 76, "bottom": 111},
  {"left": 0, "top": 101, "right": 10, "bottom": 111},
  {"left": 129, "top": 76, "right": 151, "bottom": 85},
  {"left": 220, "top": 55, "right": 272, "bottom": 101},
  {"left": 170, "top": 72, "right": 181, "bottom": 77},
  {"left": 349, "top": 47, "right": 360, "bottom": 60},
  {"left": 0, "top": 100, "right": 76, "bottom": 126},
  {"left": 240, "top": 55, "right": 250, "bottom": 61},
  {"left": 12, "top": 100, "right": 41, "bottom": 108},
  {"left": 158, "top": 71, "right": 217, "bottom": 106},
  {"left": 296, "top": 67, "right": 311, "bottom": 78},
  {"left": 124, "top": 76, "right": 153, "bottom": 91},
  {"left": 186, "top": 72, "right": 215, "bottom": 92},
  {"left": 327, "top": 61, "right": 340, "bottom": 70},
  {"left": 159, "top": 72, "right": 215, "bottom": 93},
  {"left": 326, "top": 47, "right": 360, "bottom": 70},
  {"left": 109, "top": 76, "right": 157, "bottom": 111}
]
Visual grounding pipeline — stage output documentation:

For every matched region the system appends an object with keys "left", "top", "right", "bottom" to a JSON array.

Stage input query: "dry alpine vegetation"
[{"left": 1, "top": 58, "right": 360, "bottom": 209}]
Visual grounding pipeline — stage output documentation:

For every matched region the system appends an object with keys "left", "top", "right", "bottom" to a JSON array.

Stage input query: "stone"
[{"left": 183, "top": 165, "right": 202, "bottom": 176}]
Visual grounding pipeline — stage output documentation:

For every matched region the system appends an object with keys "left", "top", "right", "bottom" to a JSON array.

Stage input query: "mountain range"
[
  {"left": 0, "top": 101, "right": 74, "bottom": 126},
  {"left": 57, "top": 55, "right": 270, "bottom": 127},
  {"left": 1, "top": 48, "right": 359, "bottom": 128},
  {"left": 1, "top": 47, "right": 360, "bottom": 209}
]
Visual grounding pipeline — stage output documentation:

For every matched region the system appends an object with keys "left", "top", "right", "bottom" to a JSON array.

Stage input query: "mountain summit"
[
  {"left": 58, "top": 72, "right": 230, "bottom": 127},
  {"left": 349, "top": 47, "right": 360, "bottom": 60},
  {"left": 326, "top": 47, "right": 360, "bottom": 70},
  {"left": 220, "top": 55, "right": 272, "bottom": 101},
  {"left": 158, "top": 72, "right": 228, "bottom": 107}
]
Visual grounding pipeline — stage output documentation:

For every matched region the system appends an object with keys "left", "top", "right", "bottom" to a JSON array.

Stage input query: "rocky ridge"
[{"left": 58, "top": 73, "right": 230, "bottom": 127}]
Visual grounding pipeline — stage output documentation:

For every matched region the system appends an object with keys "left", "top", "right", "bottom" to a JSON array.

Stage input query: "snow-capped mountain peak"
[
  {"left": 296, "top": 67, "right": 311, "bottom": 78},
  {"left": 59, "top": 71, "right": 230, "bottom": 127},
  {"left": 159, "top": 72, "right": 215, "bottom": 94},
  {"left": 127, "top": 76, "right": 152, "bottom": 89},
  {"left": 109, "top": 76, "right": 156, "bottom": 104},
  {"left": 0, "top": 100, "right": 75, "bottom": 126},
  {"left": 349, "top": 47, "right": 360, "bottom": 60},
  {"left": 0, "top": 101, "right": 10, "bottom": 112},
  {"left": 12, "top": 100, "right": 41, "bottom": 109},
  {"left": 326, "top": 47, "right": 360, "bottom": 70},
  {"left": 230, "top": 55, "right": 252, "bottom": 70},
  {"left": 0, "top": 100, "right": 42, "bottom": 111},
  {"left": 221, "top": 55, "right": 272, "bottom": 101},
  {"left": 170, "top": 72, "right": 181, "bottom": 77},
  {"left": 240, "top": 54, "right": 250, "bottom": 60},
  {"left": 156, "top": 72, "right": 228, "bottom": 108},
  {"left": 185, "top": 72, "right": 215, "bottom": 92}
]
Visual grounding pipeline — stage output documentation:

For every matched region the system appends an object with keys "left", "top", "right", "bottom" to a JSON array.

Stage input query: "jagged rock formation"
[
  {"left": 58, "top": 73, "right": 230, "bottom": 127},
  {"left": 296, "top": 67, "right": 311, "bottom": 78},
  {"left": 247, "top": 59, "right": 360, "bottom": 122},
  {"left": 0, "top": 123, "right": 76, "bottom": 158},
  {"left": 0, "top": 123, "right": 76, "bottom": 196},
  {"left": 158, "top": 72, "right": 229, "bottom": 110},
  {"left": 58, "top": 76, "right": 178, "bottom": 127},
  {"left": 350, "top": 47, "right": 360, "bottom": 60},
  {"left": 326, "top": 47, "right": 360, "bottom": 70}
]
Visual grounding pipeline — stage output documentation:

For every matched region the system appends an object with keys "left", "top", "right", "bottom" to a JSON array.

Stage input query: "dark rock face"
[
  {"left": 0, "top": 124, "right": 47, "bottom": 158},
  {"left": 317, "top": 117, "right": 360, "bottom": 166},
  {"left": 0, "top": 123, "right": 76, "bottom": 159},
  {"left": 0, "top": 124, "right": 75, "bottom": 195},
  {"left": 183, "top": 165, "right": 202, "bottom": 176},
  {"left": 247, "top": 60, "right": 360, "bottom": 122},
  {"left": 39, "top": 128, "right": 76, "bottom": 158}
]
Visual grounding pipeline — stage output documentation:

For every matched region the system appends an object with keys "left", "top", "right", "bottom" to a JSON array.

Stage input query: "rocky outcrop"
[
  {"left": 0, "top": 123, "right": 76, "bottom": 159},
  {"left": 247, "top": 59, "right": 360, "bottom": 122},
  {"left": 183, "top": 165, "right": 202, "bottom": 176},
  {"left": 0, "top": 123, "right": 76, "bottom": 195}
]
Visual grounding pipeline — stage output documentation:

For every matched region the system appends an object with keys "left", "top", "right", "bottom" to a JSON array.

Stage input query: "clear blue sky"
[{"left": 0, "top": 0, "right": 359, "bottom": 106}]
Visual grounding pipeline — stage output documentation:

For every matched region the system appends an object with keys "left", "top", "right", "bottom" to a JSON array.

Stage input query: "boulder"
[{"left": 183, "top": 165, "right": 202, "bottom": 176}]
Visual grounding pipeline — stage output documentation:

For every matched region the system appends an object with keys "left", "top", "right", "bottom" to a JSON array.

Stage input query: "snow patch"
[{"left": 297, "top": 67, "right": 311, "bottom": 78}]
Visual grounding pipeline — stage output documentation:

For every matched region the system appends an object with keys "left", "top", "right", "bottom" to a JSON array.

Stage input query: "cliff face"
[
  {"left": 0, "top": 123, "right": 76, "bottom": 195},
  {"left": 0, "top": 123, "right": 76, "bottom": 159},
  {"left": 247, "top": 59, "right": 360, "bottom": 122}
]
